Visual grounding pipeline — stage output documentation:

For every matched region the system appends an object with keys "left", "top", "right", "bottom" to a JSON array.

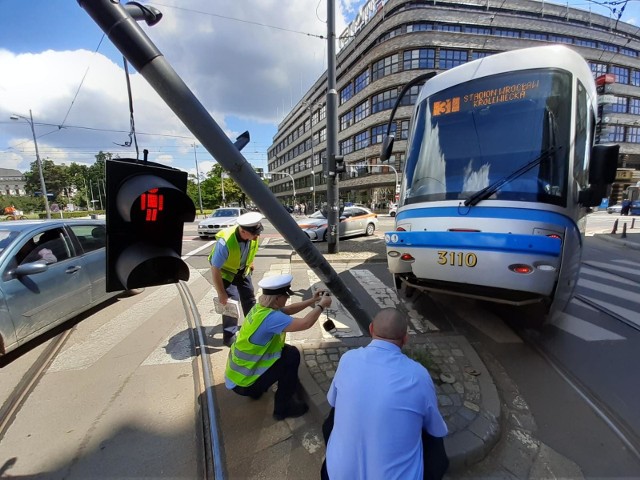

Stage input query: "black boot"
[{"left": 273, "top": 399, "right": 309, "bottom": 421}]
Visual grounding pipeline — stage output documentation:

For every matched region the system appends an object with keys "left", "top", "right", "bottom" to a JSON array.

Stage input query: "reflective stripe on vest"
[
  {"left": 225, "top": 304, "right": 286, "bottom": 387},
  {"left": 209, "top": 227, "right": 259, "bottom": 282}
]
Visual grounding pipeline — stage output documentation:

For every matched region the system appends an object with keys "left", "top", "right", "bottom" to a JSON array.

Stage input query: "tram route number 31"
[{"left": 437, "top": 251, "right": 478, "bottom": 267}]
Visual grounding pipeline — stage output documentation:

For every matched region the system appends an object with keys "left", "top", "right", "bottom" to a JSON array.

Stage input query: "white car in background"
[
  {"left": 198, "top": 207, "right": 248, "bottom": 238},
  {"left": 296, "top": 206, "right": 378, "bottom": 241},
  {"left": 388, "top": 204, "right": 398, "bottom": 217}
]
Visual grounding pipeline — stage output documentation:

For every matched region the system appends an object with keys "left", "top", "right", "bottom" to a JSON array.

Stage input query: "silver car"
[
  {"left": 0, "top": 220, "right": 120, "bottom": 359},
  {"left": 296, "top": 206, "right": 378, "bottom": 241},
  {"left": 197, "top": 207, "right": 248, "bottom": 238}
]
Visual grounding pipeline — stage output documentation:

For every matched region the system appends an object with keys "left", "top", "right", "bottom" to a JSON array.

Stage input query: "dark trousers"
[
  {"left": 321, "top": 408, "right": 449, "bottom": 480},
  {"left": 232, "top": 344, "right": 300, "bottom": 411},
  {"left": 222, "top": 273, "right": 255, "bottom": 338}
]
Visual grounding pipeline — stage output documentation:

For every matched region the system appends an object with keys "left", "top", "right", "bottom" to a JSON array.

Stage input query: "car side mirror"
[{"left": 15, "top": 261, "right": 48, "bottom": 277}]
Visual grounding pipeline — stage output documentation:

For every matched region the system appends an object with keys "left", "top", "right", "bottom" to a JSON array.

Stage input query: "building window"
[
  {"left": 471, "top": 51, "right": 494, "bottom": 60},
  {"left": 340, "top": 138, "right": 354, "bottom": 155},
  {"left": 399, "top": 120, "right": 409, "bottom": 140},
  {"left": 598, "top": 42, "right": 618, "bottom": 53},
  {"left": 494, "top": 29, "right": 519, "bottom": 38},
  {"left": 319, "top": 104, "right": 326, "bottom": 120},
  {"left": 340, "top": 83, "right": 353, "bottom": 105},
  {"left": 610, "top": 65, "right": 629, "bottom": 85},
  {"left": 372, "top": 54, "right": 400, "bottom": 81},
  {"left": 340, "top": 111, "right": 353, "bottom": 131},
  {"left": 439, "top": 49, "right": 468, "bottom": 69},
  {"left": 590, "top": 62, "right": 607, "bottom": 78},
  {"left": 354, "top": 130, "right": 369, "bottom": 150},
  {"left": 575, "top": 38, "right": 596, "bottom": 48},
  {"left": 620, "top": 47, "right": 638, "bottom": 58},
  {"left": 371, "top": 125, "right": 385, "bottom": 145},
  {"left": 371, "top": 89, "right": 398, "bottom": 113},
  {"left": 609, "top": 125, "right": 624, "bottom": 142},
  {"left": 436, "top": 24, "right": 461, "bottom": 32},
  {"left": 629, "top": 98, "right": 640, "bottom": 115},
  {"left": 626, "top": 126, "right": 640, "bottom": 143},
  {"left": 354, "top": 69, "right": 370, "bottom": 94},
  {"left": 319, "top": 127, "right": 326, "bottom": 143},
  {"left": 631, "top": 70, "right": 640, "bottom": 87},
  {"left": 548, "top": 35, "right": 572, "bottom": 44},
  {"left": 354, "top": 100, "right": 370, "bottom": 123},
  {"left": 403, "top": 49, "right": 435, "bottom": 70},
  {"left": 400, "top": 85, "right": 422, "bottom": 106},
  {"left": 407, "top": 23, "right": 432, "bottom": 32},
  {"left": 522, "top": 32, "right": 547, "bottom": 40},
  {"left": 611, "top": 96, "right": 628, "bottom": 113},
  {"left": 465, "top": 26, "right": 490, "bottom": 35}
]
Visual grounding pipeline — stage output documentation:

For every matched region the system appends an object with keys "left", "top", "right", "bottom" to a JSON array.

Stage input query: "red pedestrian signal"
[{"left": 106, "top": 159, "right": 196, "bottom": 292}]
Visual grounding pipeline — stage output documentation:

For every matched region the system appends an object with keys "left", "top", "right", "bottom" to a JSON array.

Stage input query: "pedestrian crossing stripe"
[{"left": 51, "top": 254, "right": 637, "bottom": 370}]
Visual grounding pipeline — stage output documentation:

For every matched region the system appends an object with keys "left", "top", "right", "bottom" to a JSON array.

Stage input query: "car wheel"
[
  {"left": 390, "top": 212, "right": 396, "bottom": 217},
  {"left": 365, "top": 223, "right": 375, "bottom": 236},
  {"left": 323, "top": 230, "right": 328, "bottom": 242}
]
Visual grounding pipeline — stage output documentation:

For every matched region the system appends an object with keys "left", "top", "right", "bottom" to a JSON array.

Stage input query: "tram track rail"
[
  {"left": 0, "top": 329, "right": 72, "bottom": 441},
  {"left": 177, "top": 280, "right": 225, "bottom": 480}
]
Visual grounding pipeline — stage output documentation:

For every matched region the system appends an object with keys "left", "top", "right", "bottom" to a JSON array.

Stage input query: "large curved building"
[{"left": 267, "top": 0, "right": 640, "bottom": 210}]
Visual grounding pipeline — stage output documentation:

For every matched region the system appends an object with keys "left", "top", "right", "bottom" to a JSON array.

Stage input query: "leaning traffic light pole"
[{"left": 78, "top": 0, "right": 373, "bottom": 331}]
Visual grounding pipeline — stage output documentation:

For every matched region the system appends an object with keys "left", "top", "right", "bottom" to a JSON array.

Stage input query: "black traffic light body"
[{"left": 106, "top": 158, "right": 196, "bottom": 292}]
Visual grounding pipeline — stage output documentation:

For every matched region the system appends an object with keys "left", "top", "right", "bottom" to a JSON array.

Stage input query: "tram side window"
[{"left": 573, "top": 80, "right": 589, "bottom": 189}]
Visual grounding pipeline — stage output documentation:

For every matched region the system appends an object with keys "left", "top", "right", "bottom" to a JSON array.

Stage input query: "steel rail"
[
  {"left": 177, "top": 281, "right": 225, "bottom": 480},
  {"left": 0, "top": 330, "right": 71, "bottom": 440}
]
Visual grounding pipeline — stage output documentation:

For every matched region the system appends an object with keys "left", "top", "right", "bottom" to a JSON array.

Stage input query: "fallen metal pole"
[{"left": 77, "top": 0, "right": 373, "bottom": 333}]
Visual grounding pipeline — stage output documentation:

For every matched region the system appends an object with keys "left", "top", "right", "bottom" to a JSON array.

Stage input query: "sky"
[{"left": 0, "top": 0, "right": 638, "bottom": 179}]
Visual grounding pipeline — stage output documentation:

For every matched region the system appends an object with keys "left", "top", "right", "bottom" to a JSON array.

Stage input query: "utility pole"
[
  {"left": 192, "top": 143, "right": 204, "bottom": 216},
  {"left": 326, "top": 0, "right": 340, "bottom": 253}
]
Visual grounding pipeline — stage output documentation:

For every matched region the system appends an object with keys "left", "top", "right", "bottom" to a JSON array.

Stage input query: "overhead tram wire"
[{"left": 152, "top": 2, "right": 325, "bottom": 40}]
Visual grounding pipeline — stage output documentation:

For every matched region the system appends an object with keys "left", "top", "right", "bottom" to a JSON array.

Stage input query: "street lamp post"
[
  {"left": 10, "top": 110, "right": 51, "bottom": 219},
  {"left": 192, "top": 143, "right": 204, "bottom": 216},
  {"left": 303, "top": 100, "right": 324, "bottom": 213},
  {"left": 268, "top": 172, "right": 296, "bottom": 206}
]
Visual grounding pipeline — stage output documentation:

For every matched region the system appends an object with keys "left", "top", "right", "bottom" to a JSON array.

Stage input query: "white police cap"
[
  {"left": 258, "top": 273, "right": 294, "bottom": 296},
  {"left": 237, "top": 211, "right": 263, "bottom": 227}
]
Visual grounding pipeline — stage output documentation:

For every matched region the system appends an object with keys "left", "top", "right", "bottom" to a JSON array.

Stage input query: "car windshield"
[
  {"left": 210, "top": 209, "right": 239, "bottom": 218},
  {"left": 0, "top": 230, "right": 20, "bottom": 255}
]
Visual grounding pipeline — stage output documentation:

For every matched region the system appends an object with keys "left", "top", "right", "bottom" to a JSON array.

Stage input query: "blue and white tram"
[{"left": 383, "top": 45, "right": 618, "bottom": 318}]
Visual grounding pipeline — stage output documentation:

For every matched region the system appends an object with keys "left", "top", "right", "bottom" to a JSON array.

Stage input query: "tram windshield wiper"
[{"left": 463, "top": 147, "right": 557, "bottom": 207}]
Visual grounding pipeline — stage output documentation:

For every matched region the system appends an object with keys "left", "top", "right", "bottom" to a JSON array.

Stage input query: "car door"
[
  {"left": 66, "top": 223, "right": 110, "bottom": 304},
  {"left": 345, "top": 208, "right": 366, "bottom": 236},
  {"left": 1, "top": 227, "right": 91, "bottom": 345}
]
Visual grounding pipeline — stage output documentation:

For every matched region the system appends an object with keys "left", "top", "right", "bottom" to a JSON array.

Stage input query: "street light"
[
  {"left": 303, "top": 100, "right": 324, "bottom": 213},
  {"left": 267, "top": 171, "right": 296, "bottom": 206},
  {"left": 10, "top": 110, "right": 51, "bottom": 219},
  {"left": 192, "top": 143, "right": 204, "bottom": 216}
]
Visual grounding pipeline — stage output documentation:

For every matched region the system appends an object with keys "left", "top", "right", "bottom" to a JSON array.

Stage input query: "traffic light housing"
[
  {"left": 333, "top": 155, "right": 345, "bottom": 176},
  {"left": 106, "top": 158, "right": 196, "bottom": 292}
]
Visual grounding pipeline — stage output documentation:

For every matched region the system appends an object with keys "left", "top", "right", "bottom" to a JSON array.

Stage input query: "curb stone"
[{"left": 293, "top": 333, "right": 501, "bottom": 472}]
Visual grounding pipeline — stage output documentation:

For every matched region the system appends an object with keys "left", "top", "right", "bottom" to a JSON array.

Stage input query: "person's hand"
[
  {"left": 319, "top": 293, "right": 332, "bottom": 309},
  {"left": 218, "top": 291, "right": 229, "bottom": 305},
  {"left": 313, "top": 289, "right": 327, "bottom": 302}
]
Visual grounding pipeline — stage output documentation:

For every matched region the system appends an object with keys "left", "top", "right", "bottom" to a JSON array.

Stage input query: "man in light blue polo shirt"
[{"left": 325, "top": 308, "right": 448, "bottom": 479}]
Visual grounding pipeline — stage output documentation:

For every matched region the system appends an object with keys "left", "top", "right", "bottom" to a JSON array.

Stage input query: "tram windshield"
[{"left": 404, "top": 69, "right": 571, "bottom": 207}]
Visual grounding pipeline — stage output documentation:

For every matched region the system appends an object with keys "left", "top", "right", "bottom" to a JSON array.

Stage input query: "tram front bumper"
[{"left": 385, "top": 231, "right": 562, "bottom": 297}]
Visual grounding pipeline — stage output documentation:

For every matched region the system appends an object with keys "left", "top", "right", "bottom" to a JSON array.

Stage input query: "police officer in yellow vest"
[
  {"left": 225, "top": 273, "right": 333, "bottom": 420},
  {"left": 209, "top": 212, "right": 264, "bottom": 346}
]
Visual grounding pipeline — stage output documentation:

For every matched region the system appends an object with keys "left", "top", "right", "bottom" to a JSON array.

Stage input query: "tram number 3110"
[{"left": 437, "top": 251, "right": 478, "bottom": 267}]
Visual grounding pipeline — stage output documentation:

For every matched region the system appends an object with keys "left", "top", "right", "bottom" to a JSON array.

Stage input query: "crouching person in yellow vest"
[
  {"left": 225, "top": 274, "right": 333, "bottom": 420},
  {"left": 209, "top": 212, "right": 263, "bottom": 347}
]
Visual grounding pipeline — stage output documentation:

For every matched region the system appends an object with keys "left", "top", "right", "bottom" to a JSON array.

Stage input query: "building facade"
[
  {"left": 267, "top": 0, "right": 640, "bottom": 210},
  {"left": 0, "top": 168, "right": 27, "bottom": 197}
]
